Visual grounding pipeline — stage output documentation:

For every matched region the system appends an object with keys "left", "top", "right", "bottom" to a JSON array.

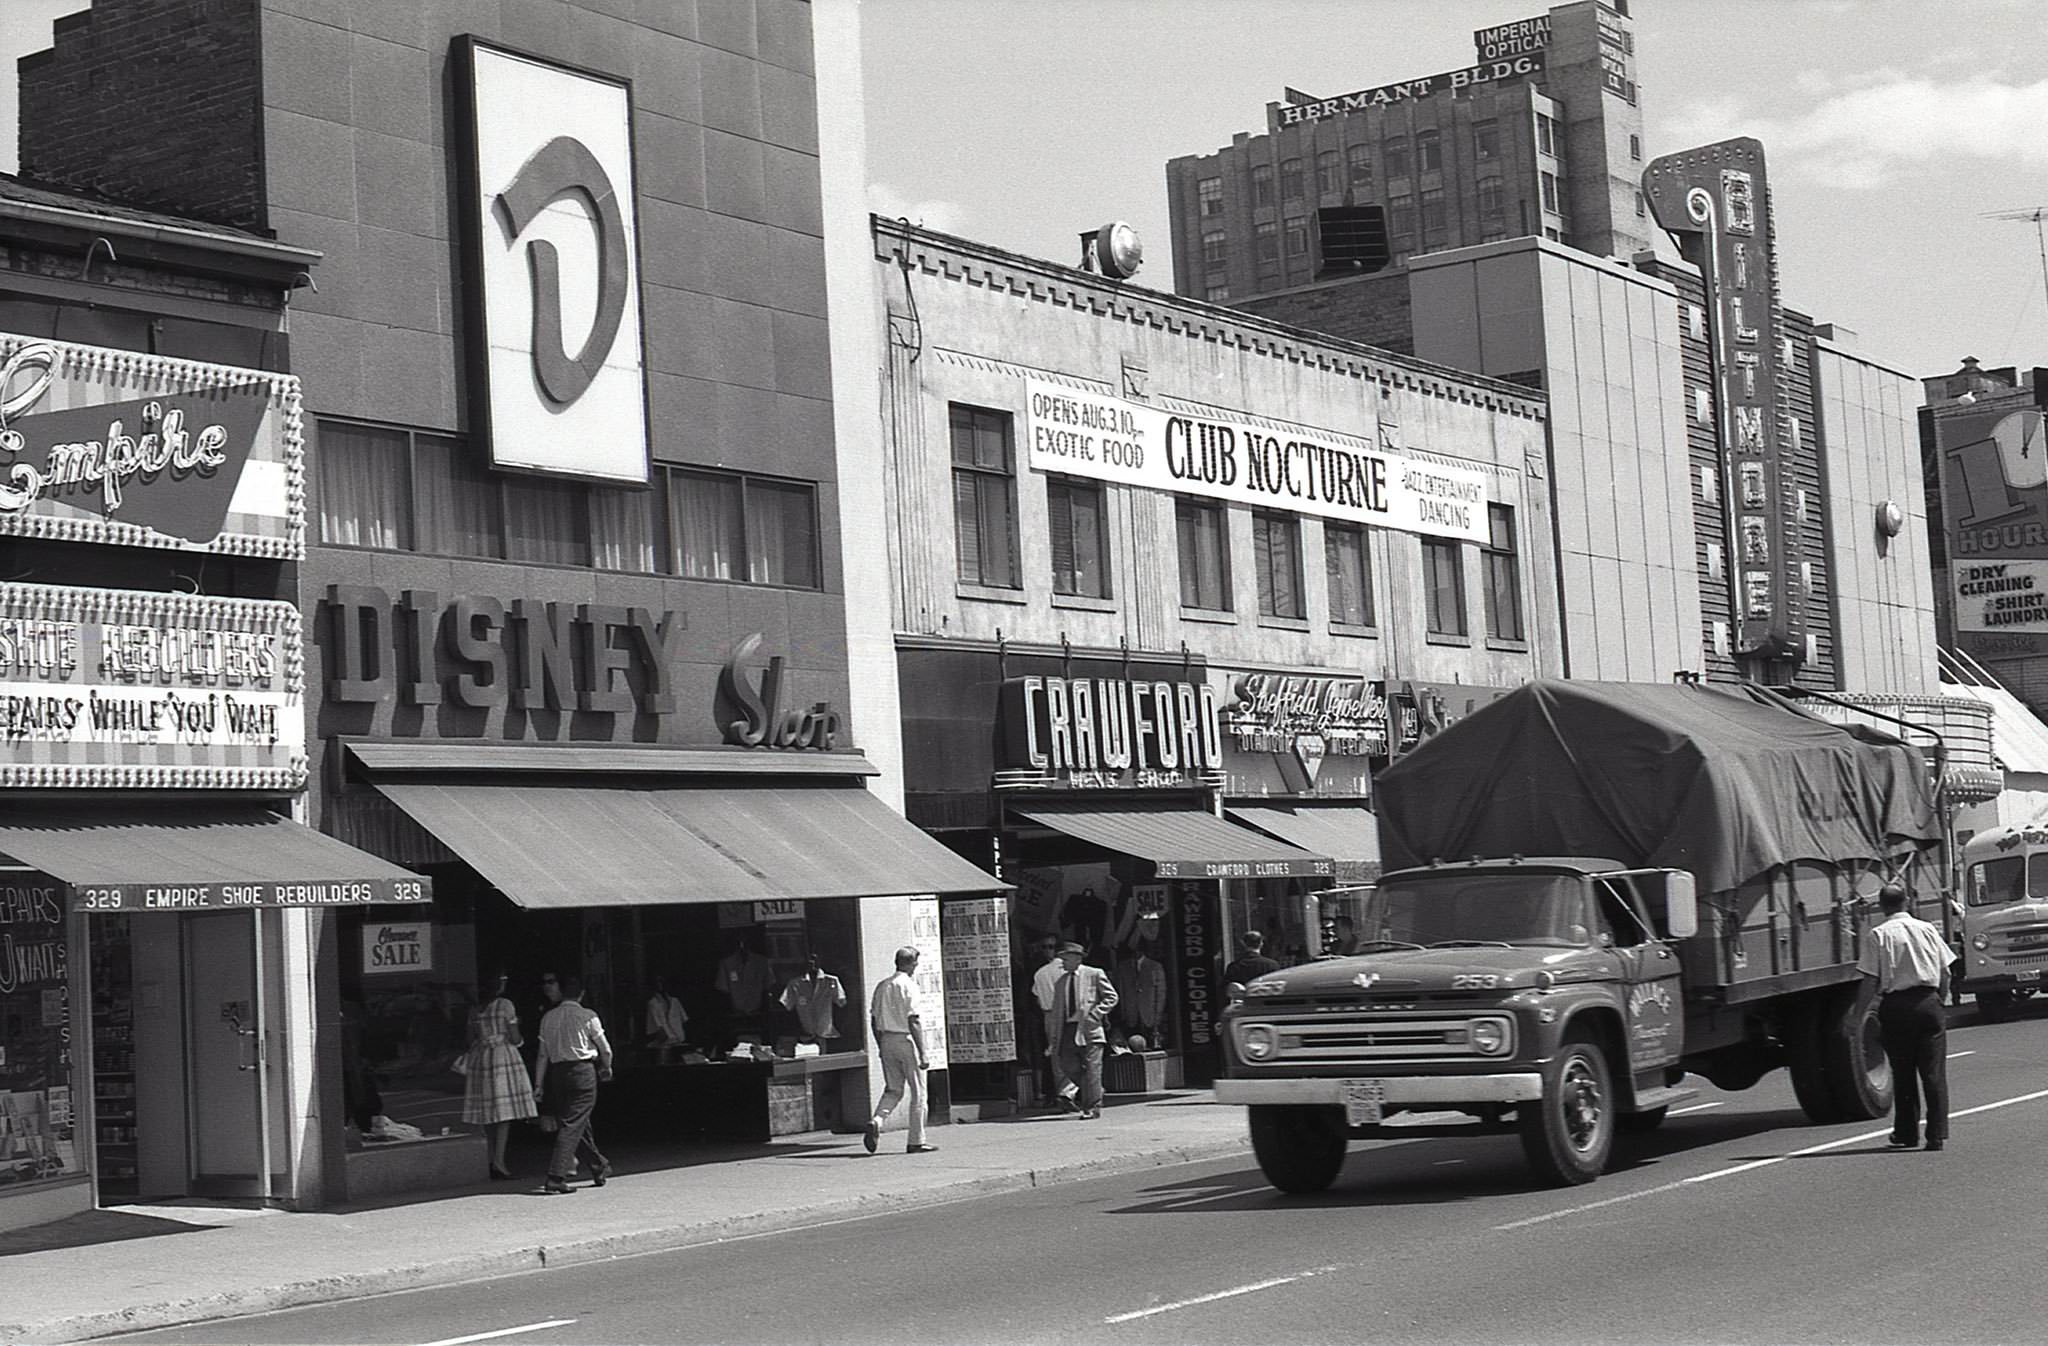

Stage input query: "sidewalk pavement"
[{"left": 0, "top": 1092, "right": 1249, "bottom": 1345}]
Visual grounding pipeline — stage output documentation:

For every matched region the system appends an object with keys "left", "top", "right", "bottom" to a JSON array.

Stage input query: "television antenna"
[{"left": 1984, "top": 205, "right": 2048, "bottom": 321}]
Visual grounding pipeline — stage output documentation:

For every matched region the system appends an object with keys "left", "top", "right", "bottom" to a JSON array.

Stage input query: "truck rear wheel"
[
  {"left": 1248, "top": 1105, "right": 1347, "bottom": 1194},
  {"left": 1787, "top": 987, "right": 1892, "bottom": 1123},
  {"left": 1519, "top": 1037, "right": 1614, "bottom": 1186}
]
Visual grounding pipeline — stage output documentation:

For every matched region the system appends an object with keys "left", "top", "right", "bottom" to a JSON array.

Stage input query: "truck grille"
[
  {"left": 1991, "top": 924, "right": 2048, "bottom": 961},
  {"left": 1237, "top": 1012, "right": 1516, "bottom": 1065}
]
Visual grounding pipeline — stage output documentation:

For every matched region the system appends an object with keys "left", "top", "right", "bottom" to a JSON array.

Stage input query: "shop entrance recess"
[{"left": 183, "top": 910, "right": 278, "bottom": 1198}]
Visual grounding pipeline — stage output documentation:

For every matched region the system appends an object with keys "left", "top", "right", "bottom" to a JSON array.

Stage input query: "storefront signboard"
[
  {"left": 0, "top": 582, "right": 305, "bottom": 790},
  {"left": 1274, "top": 52, "right": 1544, "bottom": 127},
  {"left": 1378, "top": 679, "right": 1516, "bottom": 760},
  {"left": 0, "top": 875, "right": 80, "bottom": 1184},
  {"left": 996, "top": 675, "right": 1223, "bottom": 789},
  {"left": 1936, "top": 402, "right": 2048, "bottom": 659},
  {"left": 1023, "top": 380, "right": 1489, "bottom": 543},
  {"left": 1172, "top": 882, "right": 1221, "bottom": 1088},
  {"left": 456, "top": 39, "right": 650, "bottom": 485},
  {"left": 753, "top": 900, "right": 803, "bottom": 924},
  {"left": 1643, "top": 139, "right": 1804, "bottom": 663},
  {"left": 718, "top": 633, "right": 842, "bottom": 750},
  {"left": 72, "top": 876, "right": 428, "bottom": 912},
  {"left": 1211, "top": 670, "right": 1381, "bottom": 797},
  {"left": 0, "top": 335, "right": 301, "bottom": 558},
  {"left": 1472, "top": 14, "right": 1550, "bottom": 59},
  {"left": 362, "top": 921, "right": 433, "bottom": 975},
  {"left": 940, "top": 896, "right": 1015, "bottom": 1064}
]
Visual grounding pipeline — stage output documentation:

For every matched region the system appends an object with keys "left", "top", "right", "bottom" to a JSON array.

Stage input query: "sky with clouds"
[
  {"left": 0, "top": 1, "right": 2038, "bottom": 381},
  {"left": 861, "top": 0, "right": 2048, "bottom": 381}
]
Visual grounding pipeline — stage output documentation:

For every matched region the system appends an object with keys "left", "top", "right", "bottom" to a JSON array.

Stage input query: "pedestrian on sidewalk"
[
  {"left": 1858, "top": 882, "right": 1958, "bottom": 1152},
  {"left": 461, "top": 971, "right": 537, "bottom": 1180},
  {"left": 1223, "top": 930, "right": 1283, "bottom": 989},
  {"left": 1028, "top": 932, "right": 1081, "bottom": 1111},
  {"left": 864, "top": 946, "right": 936, "bottom": 1154},
  {"left": 1046, "top": 942, "right": 1118, "bottom": 1120},
  {"left": 532, "top": 975, "right": 615, "bottom": 1192}
]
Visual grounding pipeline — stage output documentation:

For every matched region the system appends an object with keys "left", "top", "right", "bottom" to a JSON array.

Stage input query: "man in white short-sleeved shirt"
[
  {"left": 1858, "top": 882, "right": 1958, "bottom": 1151},
  {"left": 864, "top": 946, "right": 934, "bottom": 1155}
]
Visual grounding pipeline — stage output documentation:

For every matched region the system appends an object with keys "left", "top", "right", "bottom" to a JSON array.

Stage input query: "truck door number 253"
[{"left": 1451, "top": 974, "right": 1500, "bottom": 989}]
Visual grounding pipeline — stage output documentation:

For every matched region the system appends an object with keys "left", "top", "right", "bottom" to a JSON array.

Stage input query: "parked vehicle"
[
  {"left": 1215, "top": 679, "right": 1949, "bottom": 1192},
  {"left": 1957, "top": 820, "right": 2048, "bottom": 1020}
]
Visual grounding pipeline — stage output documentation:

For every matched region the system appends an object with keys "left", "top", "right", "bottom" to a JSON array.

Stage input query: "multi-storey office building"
[{"left": 1165, "top": 0, "right": 1648, "bottom": 304}]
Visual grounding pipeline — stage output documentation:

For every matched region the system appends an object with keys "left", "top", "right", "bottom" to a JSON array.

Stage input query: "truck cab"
[
  {"left": 1959, "top": 823, "right": 2048, "bottom": 1020},
  {"left": 1216, "top": 859, "right": 1697, "bottom": 1191}
]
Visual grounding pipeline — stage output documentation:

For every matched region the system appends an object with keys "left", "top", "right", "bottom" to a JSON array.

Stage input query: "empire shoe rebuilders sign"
[{"left": 1022, "top": 379, "right": 1491, "bottom": 544}]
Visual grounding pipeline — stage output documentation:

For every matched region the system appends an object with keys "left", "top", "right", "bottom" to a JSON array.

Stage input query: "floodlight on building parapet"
[{"left": 1079, "top": 222, "right": 1143, "bottom": 279}]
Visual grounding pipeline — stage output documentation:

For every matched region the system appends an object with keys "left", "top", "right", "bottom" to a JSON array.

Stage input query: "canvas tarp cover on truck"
[{"left": 1374, "top": 680, "right": 1940, "bottom": 894}]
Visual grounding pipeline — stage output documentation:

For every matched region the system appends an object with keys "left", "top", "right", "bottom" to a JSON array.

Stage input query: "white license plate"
[
  {"left": 2017, "top": 969, "right": 2040, "bottom": 982},
  {"left": 1342, "top": 1080, "right": 1385, "bottom": 1125}
]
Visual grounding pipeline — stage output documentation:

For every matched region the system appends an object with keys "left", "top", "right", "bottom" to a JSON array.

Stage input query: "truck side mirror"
[{"left": 1660, "top": 871, "right": 1698, "bottom": 939}]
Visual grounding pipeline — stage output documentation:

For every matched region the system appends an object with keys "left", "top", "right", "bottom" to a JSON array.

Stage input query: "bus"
[{"left": 1959, "top": 821, "right": 2048, "bottom": 1020}]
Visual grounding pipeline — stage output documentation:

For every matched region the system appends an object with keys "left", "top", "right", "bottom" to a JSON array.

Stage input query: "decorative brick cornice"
[{"left": 873, "top": 217, "right": 1547, "bottom": 422}]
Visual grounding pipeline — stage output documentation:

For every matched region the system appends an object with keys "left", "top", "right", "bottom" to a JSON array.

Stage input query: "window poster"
[{"left": 0, "top": 876, "right": 80, "bottom": 1184}]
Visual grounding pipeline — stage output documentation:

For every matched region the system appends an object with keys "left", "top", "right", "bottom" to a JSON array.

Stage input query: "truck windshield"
[
  {"left": 1366, "top": 874, "right": 1594, "bottom": 948},
  {"left": 1971, "top": 855, "right": 2048, "bottom": 907}
]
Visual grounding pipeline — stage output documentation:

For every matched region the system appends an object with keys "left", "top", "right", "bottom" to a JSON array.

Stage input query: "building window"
[
  {"left": 1541, "top": 170, "right": 1559, "bottom": 213},
  {"left": 504, "top": 473, "right": 591, "bottom": 568},
  {"left": 1198, "top": 176, "right": 1223, "bottom": 216},
  {"left": 1280, "top": 157, "right": 1304, "bottom": 200},
  {"left": 1252, "top": 511, "right": 1304, "bottom": 619},
  {"left": 1346, "top": 143, "right": 1372, "bottom": 188},
  {"left": 1316, "top": 149, "right": 1341, "bottom": 195},
  {"left": 1201, "top": 230, "right": 1227, "bottom": 266},
  {"left": 1545, "top": 226, "right": 1560, "bottom": 241},
  {"left": 316, "top": 421, "right": 413, "bottom": 550},
  {"left": 1636, "top": 190, "right": 1647, "bottom": 217},
  {"left": 1536, "top": 112, "right": 1556, "bottom": 155},
  {"left": 1383, "top": 137, "right": 1411, "bottom": 179},
  {"left": 1251, "top": 162, "right": 1274, "bottom": 207},
  {"left": 950, "top": 402, "right": 1020, "bottom": 588},
  {"left": 1477, "top": 178, "right": 1504, "bottom": 221},
  {"left": 669, "top": 468, "right": 820, "bottom": 587},
  {"left": 1482, "top": 503, "right": 1523, "bottom": 640},
  {"left": 1416, "top": 129, "right": 1442, "bottom": 173},
  {"left": 1176, "top": 498, "right": 1231, "bottom": 610},
  {"left": 1423, "top": 538, "right": 1468, "bottom": 637},
  {"left": 1284, "top": 214, "right": 1307, "bottom": 257},
  {"left": 1420, "top": 186, "right": 1446, "bottom": 240},
  {"left": 1206, "top": 283, "right": 1232, "bottom": 302},
  {"left": 1325, "top": 523, "right": 1374, "bottom": 626},
  {"left": 1255, "top": 219, "right": 1279, "bottom": 264},
  {"left": 1047, "top": 476, "right": 1110, "bottom": 599},
  {"left": 1629, "top": 132, "right": 1642, "bottom": 161},
  {"left": 1388, "top": 192, "right": 1415, "bottom": 250},
  {"left": 414, "top": 434, "right": 505, "bottom": 559},
  {"left": 1473, "top": 120, "right": 1499, "bottom": 163}
]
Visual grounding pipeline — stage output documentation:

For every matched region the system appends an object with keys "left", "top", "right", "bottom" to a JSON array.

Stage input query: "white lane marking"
[
  {"left": 416, "top": 1321, "right": 577, "bottom": 1346},
  {"left": 1670, "top": 1101, "right": 1725, "bottom": 1115},
  {"left": 1948, "top": 1050, "right": 1976, "bottom": 1059},
  {"left": 1496, "top": 1085, "right": 2048, "bottom": 1232},
  {"left": 1104, "top": 1266, "right": 1340, "bottom": 1324}
]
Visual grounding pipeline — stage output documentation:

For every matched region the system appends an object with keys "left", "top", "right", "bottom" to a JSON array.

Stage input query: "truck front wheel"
[
  {"left": 1519, "top": 1037, "right": 1614, "bottom": 1187},
  {"left": 1248, "top": 1105, "right": 1348, "bottom": 1194},
  {"left": 1977, "top": 989, "right": 2018, "bottom": 1023}
]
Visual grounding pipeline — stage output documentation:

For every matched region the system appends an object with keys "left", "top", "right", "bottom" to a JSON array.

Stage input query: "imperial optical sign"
[
  {"left": 1023, "top": 379, "right": 1489, "bottom": 543},
  {"left": 457, "top": 39, "right": 650, "bottom": 484},
  {"left": 0, "top": 336, "right": 301, "bottom": 558},
  {"left": 0, "top": 582, "right": 305, "bottom": 790}
]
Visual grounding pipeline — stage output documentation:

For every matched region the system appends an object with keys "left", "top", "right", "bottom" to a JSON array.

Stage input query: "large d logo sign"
[{"left": 496, "top": 136, "right": 628, "bottom": 409}]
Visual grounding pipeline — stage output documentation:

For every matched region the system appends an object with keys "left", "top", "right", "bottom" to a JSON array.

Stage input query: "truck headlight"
[
  {"left": 1470, "top": 1019, "right": 1510, "bottom": 1056},
  {"left": 1973, "top": 934, "right": 1990, "bottom": 951},
  {"left": 1240, "top": 1025, "right": 1278, "bottom": 1062}
]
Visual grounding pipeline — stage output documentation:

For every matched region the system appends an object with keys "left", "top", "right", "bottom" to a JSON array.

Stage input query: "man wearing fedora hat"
[{"left": 1044, "top": 941, "right": 1119, "bottom": 1120}]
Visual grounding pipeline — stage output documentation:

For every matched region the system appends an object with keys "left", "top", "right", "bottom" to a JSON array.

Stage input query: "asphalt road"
[{"left": 107, "top": 1005, "right": 2048, "bottom": 1346}]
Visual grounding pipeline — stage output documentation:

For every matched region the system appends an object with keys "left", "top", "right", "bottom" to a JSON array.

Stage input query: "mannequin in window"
[
  {"left": 779, "top": 950, "right": 847, "bottom": 1046},
  {"left": 1060, "top": 884, "right": 1110, "bottom": 955},
  {"left": 716, "top": 933, "right": 773, "bottom": 1044},
  {"left": 644, "top": 974, "right": 690, "bottom": 1063}
]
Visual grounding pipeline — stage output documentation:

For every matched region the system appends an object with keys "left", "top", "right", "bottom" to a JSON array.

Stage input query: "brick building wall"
[
  {"left": 17, "top": 0, "right": 264, "bottom": 232},
  {"left": 1236, "top": 269, "right": 1416, "bottom": 355}
]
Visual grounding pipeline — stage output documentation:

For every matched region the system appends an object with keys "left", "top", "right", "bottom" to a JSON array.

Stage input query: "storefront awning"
[
  {"left": 1228, "top": 805, "right": 1381, "bottom": 883},
  {"left": 0, "top": 804, "right": 431, "bottom": 911},
  {"left": 372, "top": 780, "right": 1007, "bottom": 909},
  {"left": 1012, "top": 804, "right": 1331, "bottom": 879}
]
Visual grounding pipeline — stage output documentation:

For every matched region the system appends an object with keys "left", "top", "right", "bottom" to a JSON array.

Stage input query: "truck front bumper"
[{"left": 1213, "top": 1074, "right": 1545, "bottom": 1106}]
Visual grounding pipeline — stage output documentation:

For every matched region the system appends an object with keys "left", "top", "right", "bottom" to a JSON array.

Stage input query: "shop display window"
[{"left": 0, "top": 873, "right": 81, "bottom": 1191}]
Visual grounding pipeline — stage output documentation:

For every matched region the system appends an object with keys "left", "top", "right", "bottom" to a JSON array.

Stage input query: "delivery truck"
[{"left": 1214, "top": 679, "right": 1949, "bottom": 1192}]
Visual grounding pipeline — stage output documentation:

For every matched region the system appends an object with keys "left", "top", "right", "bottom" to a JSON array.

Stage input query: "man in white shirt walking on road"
[
  {"left": 1857, "top": 882, "right": 1958, "bottom": 1152},
  {"left": 864, "top": 946, "right": 936, "bottom": 1155}
]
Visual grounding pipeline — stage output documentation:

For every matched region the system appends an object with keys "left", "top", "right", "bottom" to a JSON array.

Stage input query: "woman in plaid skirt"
[{"left": 462, "top": 971, "right": 538, "bottom": 1179}]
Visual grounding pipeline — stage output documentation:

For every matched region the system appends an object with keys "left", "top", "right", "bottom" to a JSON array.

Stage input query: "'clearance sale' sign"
[{"left": 1022, "top": 379, "right": 1489, "bottom": 543}]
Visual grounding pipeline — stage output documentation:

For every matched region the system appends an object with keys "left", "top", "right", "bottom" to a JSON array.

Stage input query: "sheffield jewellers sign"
[
  {"left": 1023, "top": 379, "right": 1489, "bottom": 543},
  {"left": 1275, "top": 53, "right": 1544, "bottom": 127},
  {"left": 457, "top": 39, "right": 650, "bottom": 484},
  {"left": 996, "top": 675, "right": 1223, "bottom": 790},
  {"left": 0, "top": 337, "right": 301, "bottom": 558},
  {"left": 0, "top": 582, "right": 304, "bottom": 790}
]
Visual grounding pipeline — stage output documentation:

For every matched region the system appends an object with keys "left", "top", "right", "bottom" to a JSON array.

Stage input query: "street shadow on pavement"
[{"left": 0, "top": 1208, "right": 216, "bottom": 1258}]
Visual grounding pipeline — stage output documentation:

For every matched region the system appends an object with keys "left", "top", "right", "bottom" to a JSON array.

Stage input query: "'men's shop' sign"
[
  {"left": 0, "top": 582, "right": 304, "bottom": 791},
  {"left": 0, "top": 337, "right": 302, "bottom": 558},
  {"left": 996, "top": 675, "right": 1223, "bottom": 789}
]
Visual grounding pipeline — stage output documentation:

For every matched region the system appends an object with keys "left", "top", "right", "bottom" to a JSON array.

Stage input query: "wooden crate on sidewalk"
[{"left": 1104, "top": 1050, "right": 1166, "bottom": 1094}]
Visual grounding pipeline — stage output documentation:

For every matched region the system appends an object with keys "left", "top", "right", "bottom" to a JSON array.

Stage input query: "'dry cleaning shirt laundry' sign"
[{"left": 1022, "top": 379, "right": 1490, "bottom": 543}]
